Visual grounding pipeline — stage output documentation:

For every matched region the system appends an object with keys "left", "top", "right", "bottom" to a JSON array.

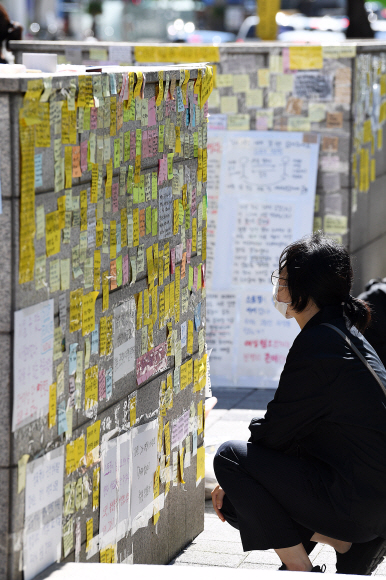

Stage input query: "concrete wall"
[{"left": 0, "top": 65, "right": 208, "bottom": 578}]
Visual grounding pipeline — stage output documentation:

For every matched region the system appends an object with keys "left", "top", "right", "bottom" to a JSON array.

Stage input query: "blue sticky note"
[
  {"left": 58, "top": 400, "right": 68, "bottom": 435},
  {"left": 34, "top": 154, "right": 43, "bottom": 188},
  {"left": 181, "top": 321, "right": 187, "bottom": 348},
  {"left": 109, "top": 73, "right": 117, "bottom": 95},
  {"left": 176, "top": 87, "right": 185, "bottom": 113},
  {"left": 91, "top": 325, "right": 99, "bottom": 354},
  {"left": 186, "top": 107, "right": 190, "bottom": 127},
  {"left": 194, "top": 302, "right": 201, "bottom": 331},
  {"left": 69, "top": 343, "right": 78, "bottom": 376},
  {"left": 106, "top": 367, "right": 113, "bottom": 400}
]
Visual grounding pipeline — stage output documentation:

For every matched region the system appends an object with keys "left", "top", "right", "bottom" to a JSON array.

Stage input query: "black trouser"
[{"left": 213, "top": 440, "right": 378, "bottom": 552}]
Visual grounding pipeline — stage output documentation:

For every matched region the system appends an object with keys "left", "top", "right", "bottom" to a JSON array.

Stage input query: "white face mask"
[{"left": 272, "top": 277, "right": 293, "bottom": 319}]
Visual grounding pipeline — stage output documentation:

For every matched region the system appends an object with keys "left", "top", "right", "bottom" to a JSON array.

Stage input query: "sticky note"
[{"left": 48, "top": 382, "right": 57, "bottom": 428}]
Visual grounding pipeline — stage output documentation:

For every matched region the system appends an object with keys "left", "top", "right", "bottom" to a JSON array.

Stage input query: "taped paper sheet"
[
  {"left": 206, "top": 131, "right": 319, "bottom": 387},
  {"left": 13, "top": 299, "right": 54, "bottom": 431},
  {"left": 24, "top": 446, "right": 64, "bottom": 580}
]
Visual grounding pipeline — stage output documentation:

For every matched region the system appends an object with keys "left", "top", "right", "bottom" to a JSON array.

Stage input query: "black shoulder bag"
[{"left": 322, "top": 323, "right": 386, "bottom": 399}]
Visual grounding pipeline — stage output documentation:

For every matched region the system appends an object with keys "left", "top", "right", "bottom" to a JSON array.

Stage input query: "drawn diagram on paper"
[{"left": 222, "top": 133, "right": 319, "bottom": 196}]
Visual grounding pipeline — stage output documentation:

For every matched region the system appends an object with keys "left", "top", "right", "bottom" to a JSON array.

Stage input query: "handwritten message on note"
[
  {"left": 24, "top": 446, "right": 64, "bottom": 580},
  {"left": 158, "top": 186, "right": 173, "bottom": 240},
  {"left": 131, "top": 420, "right": 158, "bottom": 522},
  {"left": 13, "top": 299, "right": 54, "bottom": 431},
  {"left": 113, "top": 298, "right": 136, "bottom": 383},
  {"left": 136, "top": 341, "right": 168, "bottom": 386}
]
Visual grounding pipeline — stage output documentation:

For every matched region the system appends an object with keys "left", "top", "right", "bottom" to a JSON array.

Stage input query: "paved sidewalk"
[{"left": 170, "top": 388, "right": 386, "bottom": 576}]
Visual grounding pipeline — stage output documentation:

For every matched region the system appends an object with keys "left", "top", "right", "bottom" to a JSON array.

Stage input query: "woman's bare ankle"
[
  {"left": 335, "top": 541, "right": 352, "bottom": 554},
  {"left": 285, "top": 560, "right": 313, "bottom": 572}
]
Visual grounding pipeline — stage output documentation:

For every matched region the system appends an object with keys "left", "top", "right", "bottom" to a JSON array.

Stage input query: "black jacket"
[
  {"left": 358, "top": 281, "right": 386, "bottom": 368},
  {"left": 249, "top": 305, "right": 386, "bottom": 537}
]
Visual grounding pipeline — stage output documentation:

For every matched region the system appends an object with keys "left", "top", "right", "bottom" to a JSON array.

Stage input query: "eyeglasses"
[{"left": 271, "top": 269, "right": 288, "bottom": 287}]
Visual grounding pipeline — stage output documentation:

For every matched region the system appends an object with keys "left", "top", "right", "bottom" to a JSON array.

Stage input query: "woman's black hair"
[{"left": 279, "top": 231, "right": 371, "bottom": 333}]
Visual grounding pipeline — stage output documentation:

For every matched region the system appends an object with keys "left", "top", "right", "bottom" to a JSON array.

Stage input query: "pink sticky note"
[
  {"left": 136, "top": 342, "right": 168, "bottom": 385},
  {"left": 204, "top": 100, "right": 209, "bottom": 118},
  {"left": 99, "top": 368, "right": 106, "bottom": 400},
  {"left": 193, "top": 93, "right": 198, "bottom": 105},
  {"left": 90, "top": 107, "right": 98, "bottom": 130},
  {"left": 158, "top": 157, "right": 167, "bottom": 185},
  {"left": 123, "top": 254, "right": 129, "bottom": 285},
  {"left": 171, "top": 248, "right": 176, "bottom": 274},
  {"left": 193, "top": 266, "right": 198, "bottom": 291},
  {"left": 201, "top": 263, "right": 206, "bottom": 287},
  {"left": 142, "top": 130, "right": 150, "bottom": 159},
  {"left": 130, "top": 131, "right": 136, "bottom": 160},
  {"left": 148, "top": 96, "right": 156, "bottom": 126},
  {"left": 186, "top": 239, "right": 192, "bottom": 263},
  {"left": 256, "top": 116, "right": 268, "bottom": 131},
  {"left": 112, "top": 183, "right": 119, "bottom": 212},
  {"left": 282, "top": 48, "right": 292, "bottom": 74},
  {"left": 191, "top": 188, "right": 197, "bottom": 215},
  {"left": 80, "top": 140, "right": 88, "bottom": 173}
]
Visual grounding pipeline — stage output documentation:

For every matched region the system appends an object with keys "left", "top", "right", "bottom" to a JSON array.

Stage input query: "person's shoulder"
[{"left": 290, "top": 318, "right": 345, "bottom": 358}]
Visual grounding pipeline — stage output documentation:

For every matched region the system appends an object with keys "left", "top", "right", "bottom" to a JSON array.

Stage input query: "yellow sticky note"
[
  {"left": 179, "top": 448, "right": 185, "bottom": 484},
  {"left": 289, "top": 46, "right": 323, "bottom": 70},
  {"left": 86, "top": 420, "right": 101, "bottom": 465},
  {"left": 258, "top": 69, "right": 270, "bottom": 87},
  {"left": 46, "top": 211, "right": 61, "bottom": 256},
  {"left": 85, "top": 365, "right": 98, "bottom": 410},
  {"left": 82, "top": 291, "right": 98, "bottom": 336},
  {"left": 187, "top": 320, "right": 194, "bottom": 355},
  {"left": 70, "top": 288, "right": 83, "bottom": 333},
  {"left": 102, "top": 271, "right": 109, "bottom": 312},
  {"left": 86, "top": 518, "right": 93, "bottom": 551},
  {"left": 196, "top": 445, "right": 205, "bottom": 483},
  {"left": 48, "top": 383, "right": 57, "bottom": 428},
  {"left": 93, "top": 467, "right": 100, "bottom": 510},
  {"left": 130, "top": 395, "right": 136, "bottom": 427}
]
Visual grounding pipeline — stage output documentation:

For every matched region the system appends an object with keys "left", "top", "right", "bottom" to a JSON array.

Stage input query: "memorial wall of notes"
[{"left": 0, "top": 64, "right": 212, "bottom": 579}]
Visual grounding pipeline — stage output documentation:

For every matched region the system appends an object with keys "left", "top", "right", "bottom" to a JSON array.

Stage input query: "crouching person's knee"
[{"left": 213, "top": 440, "right": 236, "bottom": 479}]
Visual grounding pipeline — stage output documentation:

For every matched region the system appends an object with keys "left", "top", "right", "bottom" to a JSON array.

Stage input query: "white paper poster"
[
  {"left": 24, "top": 446, "right": 64, "bottom": 580},
  {"left": 113, "top": 298, "right": 136, "bottom": 383},
  {"left": 131, "top": 419, "right": 158, "bottom": 525},
  {"left": 206, "top": 131, "right": 319, "bottom": 387},
  {"left": 13, "top": 299, "right": 54, "bottom": 431},
  {"left": 99, "top": 431, "right": 132, "bottom": 548}
]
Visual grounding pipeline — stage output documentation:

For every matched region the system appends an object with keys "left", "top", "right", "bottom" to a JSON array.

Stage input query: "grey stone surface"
[
  {"left": 0, "top": 199, "right": 12, "bottom": 333},
  {"left": 0, "top": 467, "right": 10, "bottom": 579},
  {"left": 0, "top": 333, "right": 11, "bottom": 467}
]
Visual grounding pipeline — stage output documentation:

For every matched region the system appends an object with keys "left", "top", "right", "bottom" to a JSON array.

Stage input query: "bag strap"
[{"left": 322, "top": 323, "right": 386, "bottom": 399}]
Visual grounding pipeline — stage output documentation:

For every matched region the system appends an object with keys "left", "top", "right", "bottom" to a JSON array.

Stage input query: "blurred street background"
[{"left": 3, "top": 0, "right": 386, "bottom": 54}]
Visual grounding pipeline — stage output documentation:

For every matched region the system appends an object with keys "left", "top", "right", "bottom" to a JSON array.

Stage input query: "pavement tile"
[
  {"left": 195, "top": 529, "right": 243, "bottom": 544},
  {"left": 188, "top": 540, "right": 247, "bottom": 555},
  {"left": 243, "top": 551, "right": 282, "bottom": 565},
  {"left": 238, "top": 563, "right": 279, "bottom": 570},
  {"left": 173, "top": 550, "right": 247, "bottom": 567}
]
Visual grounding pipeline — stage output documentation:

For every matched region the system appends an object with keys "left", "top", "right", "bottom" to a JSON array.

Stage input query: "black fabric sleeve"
[{"left": 248, "top": 341, "right": 331, "bottom": 452}]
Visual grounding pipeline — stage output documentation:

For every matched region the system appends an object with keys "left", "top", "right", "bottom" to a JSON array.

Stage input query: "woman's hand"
[{"left": 211, "top": 484, "right": 226, "bottom": 522}]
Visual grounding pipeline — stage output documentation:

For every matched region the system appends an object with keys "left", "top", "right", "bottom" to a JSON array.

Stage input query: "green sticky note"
[
  {"left": 127, "top": 165, "right": 133, "bottom": 194},
  {"left": 152, "top": 208, "right": 158, "bottom": 237},
  {"left": 152, "top": 172, "right": 157, "bottom": 200},
  {"left": 133, "top": 184, "right": 139, "bottom": 204},
  {"left": 124, "top": 131, "right": 130, "bottom": 162},
  {"left": 84, "top": 107, "right": 90, "bottom": 131},
  {"left": 167, "top": 153, "right": 174, "bottom": 180},
  {"left": 185, "top": 206, "right": 190, "bottom": 230},
  {"left": 203, "top": 194, "right": 207, "bottom": 220},
  {"left": 114, "top": 139, "right": 120, "bottom": 169},
  {"left": 159, "top": 125, "right": 164, "bottom": 153},
  {"left": 179, "top": 200, "right": 184, "bottom": 225},
  {"left": 188, "top": 266, "right": 193, "bottom": 290},
  {"left": 116, "top": 255, "right": 122, "bottom": 287},
  {"left": 146, "top": 206, "right": 151, "bottom": 235},
  {"left": 193, "top": 133, "right": 198, "bottom": 157},
  {"left": 139, "top": 175, "right": 145, "bottom": 203}
]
